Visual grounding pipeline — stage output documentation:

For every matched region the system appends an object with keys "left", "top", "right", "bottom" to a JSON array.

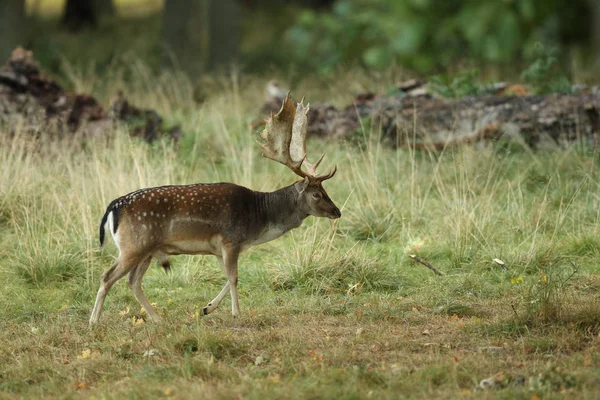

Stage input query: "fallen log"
[
  {"left": 0, "top": 47, "right": 180, "bottom": 142},
  {"left": 260, "top": 81, "right": 600, "bottom": 149}
]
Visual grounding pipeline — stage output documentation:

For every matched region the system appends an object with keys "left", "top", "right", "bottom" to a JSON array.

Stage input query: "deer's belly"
[{"left": 159, "top": 236, "right": 222, "bottom": 256}]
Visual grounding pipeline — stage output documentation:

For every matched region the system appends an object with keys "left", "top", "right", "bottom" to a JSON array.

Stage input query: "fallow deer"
[{"left": 89, "top": 93, "right": 341, "bottom": 325}]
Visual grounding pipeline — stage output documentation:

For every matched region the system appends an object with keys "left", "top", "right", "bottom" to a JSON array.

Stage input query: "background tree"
[
  {"left": 94, "top": 0, "right": 115, "bottom": 17},
  {"left": 61, "top": 0, "right": 97, "bottom": 31},
  {"left": 0, "top": 0, "right": 26, "bottom": 62},
  {"left": 162, "top": 0, "right": 241, "bottom": 76},
  {"left": 592, "top": 0, "right": 600, "bottom": 65},
  {"left": 61, "top": 0, "right": 114, "bottom": 32},
  {"left": 208, "top": 0, "right": 241, "bottom": 70}
]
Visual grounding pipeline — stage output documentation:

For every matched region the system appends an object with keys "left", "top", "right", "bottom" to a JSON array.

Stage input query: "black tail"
[
  {"left": 161, "top": 260, "right": 171, "bottom": 273},
  {"left": 99, "top": 199, "right": 121, "bottom": 248}
]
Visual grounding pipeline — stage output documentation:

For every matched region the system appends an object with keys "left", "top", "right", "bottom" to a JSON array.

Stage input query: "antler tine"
[
  {"left": 318, "top": 165, "right": 337, "bottom": 182},
  {"left": 304, "top": 153, "right": 324, "bottom": 176}
]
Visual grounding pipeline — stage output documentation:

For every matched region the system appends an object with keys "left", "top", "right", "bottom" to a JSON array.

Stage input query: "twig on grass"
[
  {"left": 409, "top": 254, "right": 444, "bottom": 276},
  {"left": 510, "top": 303, "right": 520, "bottom": 319}
]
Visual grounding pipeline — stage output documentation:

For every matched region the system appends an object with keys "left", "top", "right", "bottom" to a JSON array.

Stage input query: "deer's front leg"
[
  {"left": 202, "top": 250, "right": 239, "bottom": 316},
  {"left": 203, "top": 280, "right": 230, "bottom": 315},
  {"left": 223, "top": 247, "right": 240, "bottom": 317}
]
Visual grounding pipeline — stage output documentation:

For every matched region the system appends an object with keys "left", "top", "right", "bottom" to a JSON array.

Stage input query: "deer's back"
[{"left": 106, "top": 183, "right": 261, "bottom": 256}]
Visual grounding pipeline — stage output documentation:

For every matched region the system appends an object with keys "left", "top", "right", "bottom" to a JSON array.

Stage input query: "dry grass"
[{"left": 1, "top": 67, "right": 600, "bottom": 399}]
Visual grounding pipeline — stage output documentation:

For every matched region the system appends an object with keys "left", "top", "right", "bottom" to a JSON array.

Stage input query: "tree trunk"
[
  {"left": 61, "top": 0, "right": 96, "bottom": 32},
  {"left": 93, "top": 0, "right": 115, "bottom": 17},
  {"left": 162, "top": 0, "right": 241, "bottom": 75},
  {"left": 0, "top": 0, "right": 26, "bottom": 62},
  {"left": 592, "top": 0, "right": 600, "bottom": 65},
  {"left": 207, "top": 0, "right": 241, "bottom": 70},
  {"left": 162, "top": 0, "right": 207, "bottom": 76}
]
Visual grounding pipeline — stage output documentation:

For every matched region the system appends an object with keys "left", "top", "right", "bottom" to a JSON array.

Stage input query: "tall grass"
[
  {"left": 2, "top": 67, "right": 600, "bottom": 288},
  {"left": 1, "top": 66, "right": 600, "bottom": 398}
]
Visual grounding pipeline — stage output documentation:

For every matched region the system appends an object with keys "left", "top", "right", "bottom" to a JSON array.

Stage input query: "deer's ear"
[{"left": 295, "top": 177, "right": 310, "bottom": 194}]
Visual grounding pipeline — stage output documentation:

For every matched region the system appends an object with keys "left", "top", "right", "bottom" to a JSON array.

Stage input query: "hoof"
[{"left": 202, "top": 307, "right": 209, "bottom": 315}]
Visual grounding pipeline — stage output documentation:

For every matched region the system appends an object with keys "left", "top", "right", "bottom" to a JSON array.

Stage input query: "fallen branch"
[
  {"left": 0, "top": 47, "right": 180, "bottom": 142},
  {"left": 256, "top": 80, "right": 600, "bottom": 149},
  {"left": 409, "top": 254, "right": 444, "bottom": 276}
]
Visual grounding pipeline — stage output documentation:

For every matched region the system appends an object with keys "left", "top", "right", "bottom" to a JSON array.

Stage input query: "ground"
[{"left": 1, "top": 69, "right": 599, "bottom": 399}]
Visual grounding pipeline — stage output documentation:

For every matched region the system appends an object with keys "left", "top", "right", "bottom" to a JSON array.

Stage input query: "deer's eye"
[{"left": 312, "top": 192, "right": 321, "bottom": 200}]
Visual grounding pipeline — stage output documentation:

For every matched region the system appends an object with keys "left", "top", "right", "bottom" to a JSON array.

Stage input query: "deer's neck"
[{"left": 255, "top": 184, "right": 306, "bottom": 232}]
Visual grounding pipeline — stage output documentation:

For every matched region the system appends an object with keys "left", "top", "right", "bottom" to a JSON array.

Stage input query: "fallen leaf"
[
  {"left": 254, "top": 355, "right": 266, "bottom": 366},
  {"left": 530, "top": 394, "right": 541, "bottom": 400},
  {"left": 78, "top": 349, "right": 91, "bottom": 359},
  {"left": 584, "top": 359, "right": 591, "bottom": 366},
  {"left": 421, "top": 329, "right": 430, "bottom": 335},
  {"left": 164, "top": 387, "right": 174, "bottom": 396},
  {"left": 132, "top": 316, "right": 145, "bottom": 326},
  {"left": 77, "top": 381, "right": 88, "bottom": 390},
  {"left": 119, "top": 306, "right": 130, "bottom": 316}
]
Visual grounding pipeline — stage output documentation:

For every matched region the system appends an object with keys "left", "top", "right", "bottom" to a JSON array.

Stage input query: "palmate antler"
[{"left": 259, "top": 92, "right": 336, "bottom": 181}]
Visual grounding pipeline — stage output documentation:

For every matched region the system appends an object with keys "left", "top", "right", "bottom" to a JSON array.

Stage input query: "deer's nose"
[{"left": 332, "top": 208, "right": 342, "bottom": 219}]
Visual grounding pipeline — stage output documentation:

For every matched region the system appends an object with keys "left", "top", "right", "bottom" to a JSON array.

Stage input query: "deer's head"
[
  {"left": 295, "top": 176, "right": 341, "bottom": 219},
  {"left": 259, "top": 93, "right": 341, "bottom": 220}
]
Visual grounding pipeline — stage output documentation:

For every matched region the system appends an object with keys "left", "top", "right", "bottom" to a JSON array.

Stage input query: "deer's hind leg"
[
  {"left": 127, "top": 256, "right": 161, "bottom": 322},
  {"left": 90, "top": 253, "right": 144, "bottom": 325},
  {"left": 90, "top": 253, "right": 149, "bottom": 325}
]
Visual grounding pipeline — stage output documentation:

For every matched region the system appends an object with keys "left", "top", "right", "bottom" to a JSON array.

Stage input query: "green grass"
[{"left": 1, "top": 66, "right": 600, "bottom": 399}]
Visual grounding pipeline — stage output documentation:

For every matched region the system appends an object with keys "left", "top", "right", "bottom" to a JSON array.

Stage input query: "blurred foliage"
[
  {"left": 429, "top": 69, "right": 486, "bottom": 98},
  {"left": 427, "top": 44, "right": 573, "bottom": 98},
  {"left": 520, "top": 43, "right": 572, "bottom": 94},
  {"left": 282, "top": 0, "right": 593, "bottom": 73},
  {"left": 15, "top": 0, "right": 595, "bottom": 82}
]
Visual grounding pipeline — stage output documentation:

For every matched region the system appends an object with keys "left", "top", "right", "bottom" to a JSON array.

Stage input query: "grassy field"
[{"left": 1, "top": 68, "right": 600, "bottom": 399}]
